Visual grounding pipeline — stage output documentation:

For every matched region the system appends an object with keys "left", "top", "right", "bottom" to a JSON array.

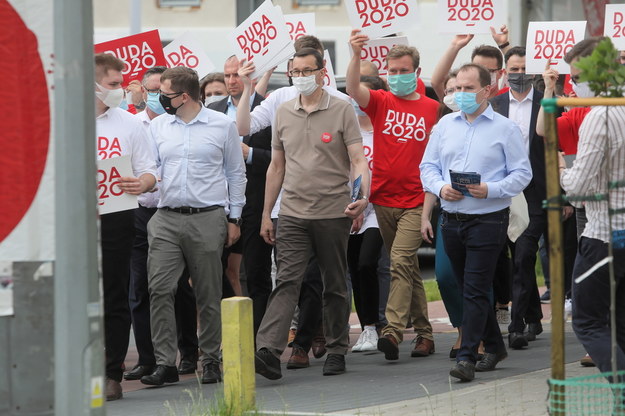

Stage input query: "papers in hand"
[
  {"left": 449, "top": 170, "right": 481, "bottom": 197},
  {"left": 351, "top": 174, "right": 362, "bottom": 202}
]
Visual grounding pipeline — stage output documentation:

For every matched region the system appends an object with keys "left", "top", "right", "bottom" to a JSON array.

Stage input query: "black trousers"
[
  {"left": 241, "top": 211, "right": 273, "bottom": 335},
  {"left": 129, "top": 206, "right": 198, "bottom": 367},
  {"left": 493, "top": 242, "right": 513, "bottom": 306},
  {"left": 101, "top": 210, "right": 135, "bottom": 382},
  {"left": 348, "top": 228, "right": 384, "bottom": 327},
  {"left": 509, "top": 203, "right": 546, "bottom": 334}
]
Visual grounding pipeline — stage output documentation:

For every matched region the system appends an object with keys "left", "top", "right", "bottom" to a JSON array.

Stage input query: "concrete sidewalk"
[{"left": 108, "top": 298, "right": 597, "bottom": 416}]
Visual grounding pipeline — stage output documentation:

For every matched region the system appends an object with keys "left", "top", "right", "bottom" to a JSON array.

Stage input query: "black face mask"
[
  {"left": 159, "top": 92, "right": 184, "bottom": 115},
  {"left": 507, "top": 73, "right": 534, "bottom": 93}
]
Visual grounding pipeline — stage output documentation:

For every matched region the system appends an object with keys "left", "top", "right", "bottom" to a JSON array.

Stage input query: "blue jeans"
[
  {"left": 441, "top": 209, "right": 509, "bottom": 363},
  {"left": 572, "top": 237, "right": 625, "bottom": 376}
]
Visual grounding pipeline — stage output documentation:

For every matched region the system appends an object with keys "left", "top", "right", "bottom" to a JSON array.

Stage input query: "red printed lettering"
[
  {"left": 97, "top": 167, "right": 124, "bottom": 205},
  {"left": 97, "top": 136, "right": 122, "bottom": 160},
  {"left": 613, "top": 12, "right": 625, "bottom": 38},
  {"left": 167, "top": 45, "right": 199, "bottom": 68},
  {"left": 104, "top": 41, "right": 156, "bottom": 79},
  {"left": 447, "top": 0, "right": 494, "bottom": 23},
  {"left": 236, "top": 14, "right": 277, "bottom": 61},
  {"left": 533, "top": 29, "right": 576, "bottom": 60},
  {"left": 356, "top": 0, "right": 410, "bottom": 28}
]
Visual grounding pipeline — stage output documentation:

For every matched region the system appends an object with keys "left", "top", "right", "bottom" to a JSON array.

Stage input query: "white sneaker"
[
  {"left": 359, "top": 327, "right": 379, "bottom": 352},
  {"left": 496, "top": 308, "right": 511, "bottom": 325},
  {"left": 565, "top": 298, "right": 573, "bottom": 321},
  {"left": 352, "top": 331, "right": 366, "bottom": 352}
]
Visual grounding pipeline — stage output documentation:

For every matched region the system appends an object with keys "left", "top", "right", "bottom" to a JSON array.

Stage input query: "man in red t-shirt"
[{"left": 347, "top": 29, "right": 439, "bottom": 361}]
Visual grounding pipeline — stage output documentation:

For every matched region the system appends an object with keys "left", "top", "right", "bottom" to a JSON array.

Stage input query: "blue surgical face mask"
[
  {"left": 146, "top": 92, "right": 165, "bottom": 115},
  {"left": 351, "top": 98, "right": 366, "bottom": 117},
  {"left": 119, "top": 99, "right": 129, "bottom": 111},
  {"left": 387, "top": 72, "right": 417, "bottom": 97},
  {"left": 454, "top": 89, "right": 485, "bottom": 114}
]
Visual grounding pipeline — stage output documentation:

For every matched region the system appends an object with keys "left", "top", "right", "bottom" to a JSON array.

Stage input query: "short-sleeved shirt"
[
  {"left": 272, "top": 90, "right": 362, "bottom": 219},
  {"left": 362, "top": 89, "right": 440, "bottom": 208},
  {"left": 557, "top": 107, "right": 591, "bottom": 155}
]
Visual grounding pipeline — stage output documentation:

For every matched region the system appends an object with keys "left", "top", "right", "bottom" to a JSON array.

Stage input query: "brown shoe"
[
  {"left": 106, "top": 378, "right": 123, "bottom": 401},
  {"left": 411, "top": 336, "right": 435, "bottom": 357},
  {"left": 311, "top": 335, "right": 327, "bottom": 359},
  {"left": 287, "top": 328, "right": 297, "bottom": 347},
  {"left": 286, "top": 345, "right": 310, "bottom": 369},
  {"left": 580, "top": 353, "right": 596, "bottom": 367},
  {"left": 377, "top": 334, "right": 399, "bottom": 360}
]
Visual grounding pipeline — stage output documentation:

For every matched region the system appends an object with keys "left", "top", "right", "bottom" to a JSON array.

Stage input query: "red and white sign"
[
  {"left": 438, "top": 0, "right": 507, "bottom": 34},
  {"left": 526, "top": 21, "right": 587, "bottom": 74},
  {"left": 604, "top": 4, "right": 625, "bottom": 50},
  {"left": 356, "top": 36, "right": 409, "bottom": 76},
  {"left": 323, "top": 50, "right": 337, "bottom": 90},
  {"left": 345, "top": 0, "right": 420, "bottom": 40},
  {"left": 95, "top": 30, "right": 167, "bottom": 87},
  {"left": 284, "top": 13, "right": 316, "bottom": 41},
  {"left": 164, "top": 32, "right": 216, "bottom": 79},
  {"left": 97, "top": 156, "right": 137, "bottom": 215},
  {"left": 230, "top": 0, "right": 294, "bottom": 79},
  {"left": 1, "top": 0, "right": 54, "bottom": 262}
]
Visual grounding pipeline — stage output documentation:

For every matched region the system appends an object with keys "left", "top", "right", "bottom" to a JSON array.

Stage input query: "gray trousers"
[
  {"left": 147, "top": 208, "right": 226, "bottom": 366},
  {"left": 256, "top": 215, "right": 352, "bottom": 357}
]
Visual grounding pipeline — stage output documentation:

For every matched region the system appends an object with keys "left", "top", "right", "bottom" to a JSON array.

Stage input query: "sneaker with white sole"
[
  {"left": 352, "top": 332, "right": 365, "bottom": 352},
  {"left": 359, "top": 327, "right": 378, "bottom": 352}
]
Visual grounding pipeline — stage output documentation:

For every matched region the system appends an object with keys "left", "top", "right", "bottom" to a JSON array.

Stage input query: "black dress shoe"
[
  {"left": 255, "top": 348, "right": 282, "bottom": 380},
  {"left": 509, "top": 332, "right": 529, "bottom": 349},
  {"left": 178, "top": 357, "right": 197, "bottom": 375},
  {"left": 123, "top": 364, "right": 154, "bottom": 381},
  {"left": 449, "top": 360, "right": 475, "bottom": 382},
  {"left": 449, "top": 348, "right": 459, "bottom": 359},
  {"left": 526, "top": 322, "right": 543, "bottom": 342},
  {"left": 476, "top": 349, "right": 508, "bottom": 372},
  {"left": 201, "top": 362, "right": 222, "bottom": 384},
  {"left": 140, "top": 365, "right": 179, "bottom": 386},
  {"left": 323, "top": 353, "right": 346, "bottom": 376}
]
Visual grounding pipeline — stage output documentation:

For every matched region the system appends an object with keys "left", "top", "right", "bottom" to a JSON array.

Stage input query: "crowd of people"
[{"left": 93, "top": 26, "right": 625, "bottom": 401}]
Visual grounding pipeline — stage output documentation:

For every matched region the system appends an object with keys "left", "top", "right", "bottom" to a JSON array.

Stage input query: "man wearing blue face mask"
[
  {"left": 420, "top": 63, "right": 532, "bottom": 382},
  {"left": 124, "top": 65, "right": 200, "bottom": 383},
  {"left": 347, "top": 29, "right": 439, "bottom": 362}
]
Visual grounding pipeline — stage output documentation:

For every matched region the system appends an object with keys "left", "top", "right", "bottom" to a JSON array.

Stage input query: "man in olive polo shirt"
[{"left": 240, "top": 48, "right": 370, "bottom": 379}]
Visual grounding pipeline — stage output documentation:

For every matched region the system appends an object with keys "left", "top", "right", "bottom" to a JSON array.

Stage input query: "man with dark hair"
[
  {"left": 348, "top": 30, "right": 438, "bottom": 361},
  {"left": 490, "top": 46, "right": 554, "bottom": 349},
  {"left": 208, "top": 55, "right": 273, "bottom": 336},
  {"left": 93, "top": 53, "right": 158, "bottom": 401},
  {"left": 431, "top": 25, "right": 511, "bottom": 100},
  {"left": 141, "top": 66, "right": 246, "bottom": 387},
  {"left": 242, "top": 47, "right": 370, "bottom": 379},
  {"left": 124, "top": 65, "right": 199, "bottom": 382},
  {"left": 421, "top": 63, "right": 531, "bottom": 382}
]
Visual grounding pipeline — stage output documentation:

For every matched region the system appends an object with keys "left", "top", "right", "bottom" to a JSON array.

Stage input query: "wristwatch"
[{"left": 228, "top": 217, "right": 243, "bottom": 227}]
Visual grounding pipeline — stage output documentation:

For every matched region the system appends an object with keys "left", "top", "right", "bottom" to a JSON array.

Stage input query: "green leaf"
[{"left": 574, "top": 38, "right": 625, "bottom": 97}]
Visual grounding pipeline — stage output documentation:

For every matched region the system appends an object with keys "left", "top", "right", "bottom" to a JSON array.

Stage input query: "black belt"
[
  {"left": 162, "top": 206, "right": 220, "bottom": 214},
  {"left": 442, "top": 208, "right": 508, "bottom": 222}
]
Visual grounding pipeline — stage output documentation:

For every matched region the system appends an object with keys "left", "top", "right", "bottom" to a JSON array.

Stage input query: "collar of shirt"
[
  {"left": 508, "top": 86, "right": 534, "bottom": 104},
  {"left": 454, "top": 103, "right": 495, "bottom": 124},
  {"left": 167, "top": 106, "right": 210, "bottom": 126},
  {"left": 97, "top": 107, "right": 114, "bottom": 120},
  {"left": 294, "top": 89, "right": 330, "bottom": 112},
  {"left": 227, "top": 92, "right": 256, "bottom": 111}
]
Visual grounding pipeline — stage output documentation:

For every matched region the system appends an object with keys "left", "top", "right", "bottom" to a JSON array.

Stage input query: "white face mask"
[
  {"left": 292, "top": 75, "right": 319, "bottom": 96},
  {"left": 443, "top": 94, "right": 459, "bottom": 112},
  {"left": 95, "top": 82, "right": 125, "bottom": 108},
  {"left": 490, "top": 71, "right": 498, "bottom": 88},
  {"left": 571, "top": 80, "right": 595, "bottom": 98},
  {"left": 204, "top": 95, "right": 226, "bottom": 106}
]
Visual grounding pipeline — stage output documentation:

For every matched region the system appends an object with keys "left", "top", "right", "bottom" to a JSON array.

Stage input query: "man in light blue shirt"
[
  {"left": 420, "top": 63, "right": 531, "bottom": 382},
  {"left": 142, "top": 66, "right": 246, "bottom": 387}
]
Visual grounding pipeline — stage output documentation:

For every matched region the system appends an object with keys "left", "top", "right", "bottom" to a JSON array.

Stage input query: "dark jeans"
[
  {"left": 572, "top": 237, "right": 625, "bottom": 375},
  {"left": 509, "top": 204, "right": 546, "bottom": 333},
  {"left": 101, "top": 210, "right": 135, "bottom": 382},
  {"left": 493, "top": 243, "right": 512, "bottom": 306},
  {"left": 348, "top": 228, "right": 384, "bottom": 328},
  {"left": 441, "top": 209, "right": 509, "bottom": 363},
  {"left": 129, "top": 206, "right": 198, "bottom": 367}
]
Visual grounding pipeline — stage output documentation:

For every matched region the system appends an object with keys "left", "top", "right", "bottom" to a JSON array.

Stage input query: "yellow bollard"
[{"left": 221, "top": 296, "right": 255, "bottom": 414}]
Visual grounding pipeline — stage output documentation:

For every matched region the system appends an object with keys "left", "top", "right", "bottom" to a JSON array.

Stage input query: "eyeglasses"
[
  {"left": 159, "top": 91, "right": 183, "bottom": 98},
  {"left": 288, "top": 68, "right": 322, "bottom": 77},
  {"left": 144, "top": 86, "right": 160, "bottom": 94}
]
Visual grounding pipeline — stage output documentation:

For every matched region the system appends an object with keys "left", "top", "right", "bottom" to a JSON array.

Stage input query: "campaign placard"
[
  {"left": 323, "top": 49, "right": 337, "bottom": 90},
  {"left": 526, "top": 21, "right": 587, "bottom": 74},
  {"left": 229, "top": 0, "right": 293, "bottom": 79},
  {"left": 438, "top": 0, "right": 507, "bottom": 34},
  {"left": 284, "top": 13, "right": 316, "bottom": 40},
  {"left": 95, "top": 30, "right": 167, "bottom": 87},
  {"left": 97, "top": 155, "right": 138, "bottom": 215},
  {"left": 345, "top": 0, "right": 420, "bottom": 40},
  {"left": 164, "top": 32, "right": 216, "bottom": 79},
  {"left": 357, "top": 36, "right": 409, "bottom": 76},
  {"left": 604, "top": 4, "right": 625, "bottom": 50}
]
